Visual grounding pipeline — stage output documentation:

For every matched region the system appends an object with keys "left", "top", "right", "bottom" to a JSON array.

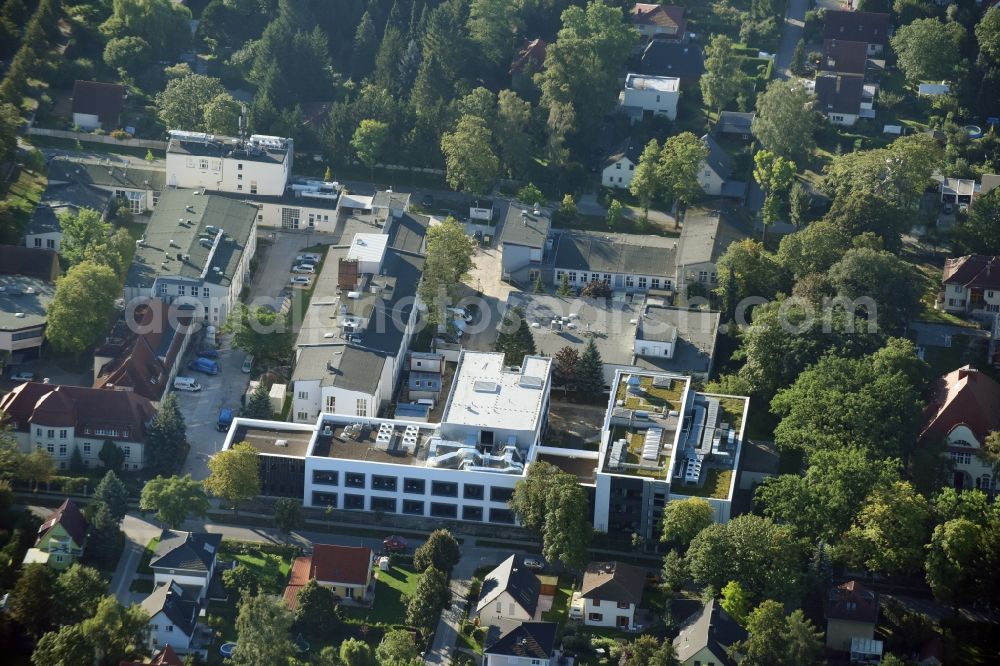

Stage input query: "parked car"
[
  {"left": 197, "top": 348, "right": 220, "bottom": 359},
  {"left": 522, "top": 557, "right": 545, "bottom": 571},
  {"left": 291, "top": 264, "right": 315, "bottom": 274},
  {"left": 188, "top": 357, "right": 220, "bottom": 375},
  {"left": 217, "top": 408, "right": 234, "bottom": 432},
  {"left": 943, "top": 203, "right": 954, "bottom": 215},
  {"left": 9, "top": 370, "right": 34, "bottom": 382},
  {"left": 420, "top": 193, "right": 434, "bottom": 208},
  {"left": 447, "top": 307, "right": 473, "bottom": 322},
  {"left": 241, "top": 355, "right": 254, "bottom": 374},
  {"left": 290, "top": 276, "right": 312, "bottom": 286},
  {"left": 383, "top": 535, "right": 409, "bottom": 552},
  {"left": 295, "top": 254, "right": 320, "bottom": 263},
  {"left": 173, "top": 376, "right": 202, "bottom": 391}
]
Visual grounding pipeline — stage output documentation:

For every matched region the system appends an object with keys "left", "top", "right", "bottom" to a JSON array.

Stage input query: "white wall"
[
  {"left": 0, "top": 326, "right": 46, "bottom": 353},
  {"left": 73, "top": 113, "right": 100, "bottom": 131},
  {"left": 621, "top": 86, "right": 679, "bottom": 120},
  {"left": 24, "top": 426, "right": 146, "bottom": 471},
  {"left": 584, "top": 598, "right": 636, "bottom": 629},
  {"left": 698, "top": 162, "right": 724, "bottom": 196},
  {"left": 486, "top": 654, "right": 550, "bottom": 666},
  {"left": 165, "top": 150, "right": 290, "bottom": 196},
  {"left": 147, "top": 611, "right": 193, "bottom": 652},
  {"left": 634, "top": 338, "right": 675, "bottom": 358},
  {"left": 602, "top": 158, "right": 635, "bottom": 188},
  {"left": 254, "top": 201, "right": 338, "bottom": 231},
  {"left": 25, "top": 231, "right": 61, "bottom": 252},
  {"left": 827, "top": 112, "right": 859, "bottom": 127},
  {"left": 477, "top": 590, "right": 534, "bottom": 624}
]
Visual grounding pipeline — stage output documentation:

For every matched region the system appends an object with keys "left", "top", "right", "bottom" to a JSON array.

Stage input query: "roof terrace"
[
  {"left": 234, "top": 424, "right": 314, "bottom": 458},
  {"left": 311, "top": 421, "right": 433, "bottom": 466}
]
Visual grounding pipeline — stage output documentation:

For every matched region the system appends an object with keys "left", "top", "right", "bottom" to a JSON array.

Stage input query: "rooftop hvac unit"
[{"left": 275, "top": 439, "right": 288, "bottom": 447}]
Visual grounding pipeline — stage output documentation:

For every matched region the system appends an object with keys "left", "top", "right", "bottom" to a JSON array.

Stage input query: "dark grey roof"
[
  {"left": 821, "top": 39, "right": 869, "bottom": 76},
  {"left": 166, "top": 133, "right": 289, "bottom": 164},
  {"left": 603, "top": 142, "right": 643, "bottom": 170},
  {"left": 141, "top": 581, "right": 199, "bottom": 637},
  {"left": 206, "top": 188, "right": 340, "bottom": 211},
  {"left": 824, "top": 10, "right": 890, "bottom": 47},
  {"left": 47, "top": 158, "right": 166, "bottom": 191},
  {"left": 372, "top": 190, "right": 411, "bottom": 211},
  {"left": 387, "top": 212, "right": 430, "bottom": 254},
  {"left": 815, "top": 74, "right": 864, "bottom": 115},
  {"left": 484, "top": 621, "right": 557, "bottom": 659},
  {"left": 552, "top": 230, "right": 677, "bottom": 278},
  {"left": 363, "top": 249, "right": 425, "bottom": 355},
  {"left": 673, "top": 599, "right": 747, "bottom": 666},
  {"left": 150, "top": 530, "right": 221, "bottom": 572},
  {"left": 677, "top": 207, "right": 749, "bottom": 267},
  {"left": 739, "top": 439, "right": 780, "bottom": 475},
  {"left": 293, "top": 344, "right": 387, "bottom": 394},
  {"left": 701, "top": 134, "right": 733, "bottom": 181},
  {"left": 636, "top": 306, "right": 720, "bottom": 375},
  {"left": 639, "top": 40, "right": 705, "bottom": 80},
  {"left": 716, "top": 112, "right": 755, "bottom": 135},
  {"left": 500, "top": 203, "right": 551, "bottom": 249},
  {"left": 27, "top": 182, "right": 110, "bottom": 235},
  {"left": 476, "top": 555, "right": 541, "bottom": 617}
]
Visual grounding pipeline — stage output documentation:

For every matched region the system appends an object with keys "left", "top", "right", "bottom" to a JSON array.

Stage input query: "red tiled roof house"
[
  {"left": 284, "top": 544, "right": 375, "bottom": 608},
  {"left": 631, "top": 4, "right": 686, "bottom": 43},
  {"left": 941, "top": 255, "right": 1000, "bottom": 317},
  {"left": 825, "top": 580, "right": 879, "bottom": 651},
  {"left": 72, "top": 80, "right": 125, "bottom": 131}
]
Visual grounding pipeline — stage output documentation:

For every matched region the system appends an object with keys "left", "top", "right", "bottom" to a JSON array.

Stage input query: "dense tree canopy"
[
  {"left": 45, "top": 262, "right": 120, "bottom": 354},
  {"left": 752, "top": 80, "right": 817, "bottom": 161},
  {"left": 891, "top": 18, "right": 965, "bottom": 83}
]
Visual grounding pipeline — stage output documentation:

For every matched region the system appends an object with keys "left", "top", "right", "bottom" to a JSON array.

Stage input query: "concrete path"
[
  {"left": 775, "top": 0, "right": 809, "bottom": 79},
  {"left": 424, "top": 549, "right": 495, "bottom": 665},
  {"left": 108, "top": 513, "right": 163, "bottom": 604}
]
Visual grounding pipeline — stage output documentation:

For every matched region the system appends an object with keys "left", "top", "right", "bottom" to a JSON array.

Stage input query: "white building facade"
[{"left": 620, "top": 73, "right": 680, "bottom": 121}]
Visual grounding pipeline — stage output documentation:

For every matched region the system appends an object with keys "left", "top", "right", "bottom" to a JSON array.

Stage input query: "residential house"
[
  {"left": 619, "top": 73, "right": 680, "bottom": 123},
  {"left": 639, "top": 40, "right": 705, "bottom": 88},
  {"left": 820, "top": 39, "right": 869, "bottom": 77},
  {"left": 484, "top": 621, "right": 559, "bottom": 666},
  {"left": 824, "top": 10, "right": 891, "bottom": 57},
  {"left": 510, "top": 38, "right": 547, "bottom": 87},
  {"left": 938, "top": 177, "right": 977, "bottom": 205},
  {"left": 698, "top": 134, "right": 746, "bottom": 199},
  {"left": 25, "top": 180, "right": 111, "bottom": 252},
  {"left": 71, "top": 80, "right": 124, "bottom": 131},
  {"left": 825, "top": 580, "right": 879, "bottom": 651},
  {"left": 141, "top": 581, "right": 205, "bottom": 656},
  {"left": 22, "top": 499, "right": 87, "bottom": 569},
  {"left": 499, "top": 203, "right": 552, "bottom": 284},
  {"left": 602, "top": 142, "right": 641, "bottom": 189},
  {"left": 290, "top": 344, "right": 392, "bottom": 424},
  {"left": 920, "top": 365, "right": 1000, "bottom": 492},
  {"left": 941, "top": 255, "right": 1000, "bottom": 316},
  {"left": 372, "top": 190, "right": 411, "bottom": 223},
  {"left": 0, "top": 245, "right": 59, "bottom": 358},
  {"left": 633, "top": 302, "right": 722, "bottom": 378},
  {"left": 165, "top": 130, "right": 292, "bottom": 196},
  {"left": 631, "top": 4, "right": 686, "bottom": 43},
  {"left": 580, "top": 561, "right": 645, "bottom": 630},
  {"left": 551, "top": 229, "right": 678, "bottom": 294},
  {"left": 149, "top": 530, "right": 222, "bottom": 601},
  {"left": 676, "top": 207, "right": 749, "bottom": 289},
  {"left": 119, "top": 645, "right": 185, "bottom": 666},
  {"left": 93, "top": 299, "right": 196, "bottom": 402},
  {"left": 673, "top": 599, "right": 747, "bottom": 666},
  {"left": 0, "top": 382, "right": 156, "bottom": 471},
  {"left": 123, "top": 189, "right": 258, "bottom": 327},
  {"left": 476, "top": 555, "right": 543, "bottom": 625},
  {"left": 714, "top": 111, "right": 755, "bottom": 140},
  {"left": 284, "top": 544, "right": 374, "bottom": 606},
  {"left": 47, "top": 157, "right": 166, "bottom": 214},
  {"left": 815, "top": 74, "right": 873, "bottom": 126},
  {"left": 407, "top": 352, "right": 444, "bottom": 402}
]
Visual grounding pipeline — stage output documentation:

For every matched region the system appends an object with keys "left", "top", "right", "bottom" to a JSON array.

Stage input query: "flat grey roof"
[
  {"left": 166, "top": 133, "right": 289, "bottom": 164},
  {"left": 507, "top": 293, "right": 638, "bottom": 367},
  {"left": 500, "top": 203, "right": 551, "bottom": 249},
  {"left": 635, "top": 305, "right": 720, "bottom": 375},
  {"left": 387, "top": 212, "right": 430, "bottom": 254},
  {"left": 677, "top": 207, "right": 749, "bottom": 267},
  {"left": 27, "top": 182, "right": 110, "bottom": 236},
  {"left": 552, "top": 230, "right": 677, "bottom": 278},
  {"left": 234, "top": 424, "right": 314, "bottom": 458},
  {"left": 443, "top": 352, "right": 551, "bottom": 434},
  {"left": 47, "top": 157, "right": 166, "bottom": 191},
  {"left": 126, "top": 190, "right": 257, "bottom": 289},
  {"left": 293, "top": 344, "right": 387, "bottom": 395},
  {"left": 0, "top": 275, "right": 54, "bottom": 332},
  {"left": 372, "top": 190, "right": 411, "bottom": 211}
]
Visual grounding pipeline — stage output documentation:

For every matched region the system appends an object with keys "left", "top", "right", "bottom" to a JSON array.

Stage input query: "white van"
[
  {"left": 415, "top": 398, "right": 435, "bottom": 409},
  {"left": 173, "top": 376, "right": 202, "bottom": 392}
]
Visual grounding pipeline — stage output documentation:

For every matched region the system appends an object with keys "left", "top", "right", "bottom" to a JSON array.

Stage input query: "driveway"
[
  {"left": 775, "top": 0, "right": 809, "bottom": 79},
  {"left": 176, "top": 336, "right": 252, "bottom": 481}
]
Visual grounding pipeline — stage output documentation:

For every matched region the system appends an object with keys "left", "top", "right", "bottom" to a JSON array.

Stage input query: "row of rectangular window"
[
  {"left": 309, "top": 492, "right": 515, "bottom": 523},
  {"left": 37, "top": 441, "right": 130, "bottom": 458},
  {"left": 311, "top": 470, "right": 511, "bottom": 501},
  {"left": 554, "top": 270, "right": 671, "bottom": 291}
]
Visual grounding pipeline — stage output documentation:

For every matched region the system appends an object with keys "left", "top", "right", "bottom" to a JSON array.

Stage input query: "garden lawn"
[
  {"left": 342, "top": 564, "right": 420, "bottom": 626},
  {"left": 674, "top": 468, "right": 733, "bottom": 499},
  {"left": 223, "top": 551, "right": 293, "bottom": 595},
  {"left": 541, "top": 579, "right": 575, "bottom": 624},
  {"left": 136, "top": 537, "right": 160, "bottom": 575},
  {"left": 912, "top": 261, "right": 983, "bottom": 328}
]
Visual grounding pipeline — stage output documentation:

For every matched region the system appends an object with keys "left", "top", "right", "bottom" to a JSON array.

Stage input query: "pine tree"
[
  {"left": 495, "top": 308, "right": 537, "bottom": 366},
  {"left": 146, "top": 394, "right": 188, "bottom": 477},
  {"left": 557, "top": 273, "right": 571, "bottom": 297},
  {"left": 69, "top": 446, "right": 84, "bottom": 473},
  {"left": 86, "top": 502, "right": 122, "bottom": 569},
  {"left": 93, "top": 471, "right": 129, "bottom": 525},
  {"left": 533, "top": 273, "right": 544, "bottom": 293},
  {"left": 791, "top": 38, "right": 807, "bottom": 76},
  {"left": 242, "top": 382, "right": 274, "bottom": 420},
  {"left": 351, "top": 11, "right": 378, "bottom": 81},
  {"left": 575, "top": 338, "right": 605, "bottom": 402}
]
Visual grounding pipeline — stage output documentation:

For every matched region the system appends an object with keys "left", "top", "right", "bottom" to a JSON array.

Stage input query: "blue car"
[
  {"left": 198, "top": 348, "right": 220, "bottom": 359},
  {"left": 188, "top": 357, "right": 220, "bottom": 375}
]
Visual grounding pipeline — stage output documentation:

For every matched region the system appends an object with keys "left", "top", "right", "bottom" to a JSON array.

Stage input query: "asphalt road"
[{"left": 775, "top": 0, "right": 809, "bottom": 79}]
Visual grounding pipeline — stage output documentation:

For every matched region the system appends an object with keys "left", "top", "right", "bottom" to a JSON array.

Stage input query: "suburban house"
[
  {"left": 941, "top": 255, "right": 1000, "bottom": 316},
  {"left": 93, "top": 298, "right": 196, "bottom": 402},
  {"left": 673, "top": 599, "right": 747, "bottom": 666},
  {"left": 676, "top": 206, "right": 749, "bottom": 290},
  {"left": 551, "top": 230, "right": 678, "bottom": 294},
  {"left": 820, "top": 39, "right": 869, "bottom": 77},
  {"left": 639, "top": 40, "right": 705, "bottom": 88},
  {"left": 619, "top": 73, "right": 680, "bottom": 123},
  {"left": 580, "top": 561, "right": 645, "bottom": 630},
  {"left": 141, "top": 580, "right": 208, "bottom": 656},
  {"left": 47, "top": 157, "right": 166, "bottom": 214},
  {"left": 631, "top": 3, "right": 686, "bottom": 43},
  {"left": 698, "top": 134, "right": 746, "bottom": 199},
  {"left": 602, "top": 142, "right": 641, "bottom": 189},
  {"left": 71, "top": 80, "right": 125, "bottom": 131},
  {"left": 825, "top": 580, "right": 879, "bottom": 652},
  {"left": 291, "top": 344, "right": 392, "bottom": 424},
  {"left": 476, "top": 555, "right": 542, "bottom": 625},
  {"left": 824, "top": 10, "right": 891, "bottom": 57},
  {"left": 938, "top": 177, "right": 977, "bottom": 206},
  {"left": 499, "top": 203, "right": 552, "bottom": 285},
  {"left": 920, "top": 365, "right": 1000, "bottom": 493},
  {"left": 165, "top": 130, "right": 292, "bottom": 196},
  {"left": 484, "top": 621, "right": 559, "bottom": 666},
  {"left": 123, "top": 189, "right": 258, "bottom": 327},
  {"left": 284, "top": 544, "right": 375, "bottom": 605},
  {"left": 815, "top": 74, "right": 874, "bottom": 126},
  {"left": 149, "top": 530, "right": 222, "bottom": 601},
  {"left": 714, "top": 111, "right": 755, "bottom": 140},
  {"left": 22, "top": 499, "right": 87, "bottom": 569},
  {"left": 119, "top": 645, "right": 184, "bottom": 666},
  {"left": 633, "top": 302, "right": 721, "bottom": 378},
  {"left": 0, "top": 381, "right": 156, "bottom": 471},
  {"left": 25, "top": 181, "right": 110, "bottom": 252},
  {"left": 0, "top": 245, "right": 59, "bottom": 358}
]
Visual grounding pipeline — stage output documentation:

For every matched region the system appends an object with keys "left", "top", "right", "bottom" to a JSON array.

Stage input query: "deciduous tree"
[
  {"left": 294, "top": 580, "right": 340, "bottom": 638},
  {"left": 701, "top": 35, "right": 745, "bottom": 113},
  {"left": 351, "top": 118, "right": 390, "bottom": 177},
  {"left": 55, "top": 564, "right": 108, "bottom": 625},
  {"left": 441, "top": 115, "right": 499, "bottom": 194},
  {"left": 839, "top": 480, "right": 931, "bottom": 576},
  {"left": 10, "top": 563, "right": 53, "bottom": 638},
  {"left": 552, "top": 346, "right": 580, "bottom": 389},
  {"left": 273, "top": 497, "right": 302, "bottom": 533},
  {"left": 155, "top": 74, "right": 227, "bottom": 131},
  {"left": 139, "top": 474, "right": 210, "bottom": 528},
  {"left": 715, "top": 239, "right": 789, "bottom": 321},
  {"left": 230, "top": 593, "right": 296, "bottom": 666},
  {"left": 630, "top": 139, "right": 662, "bottom": 215},
  {"left": 828, "top": 247, "right": 921, "bottom": 332},
  {"left": 660, "top": 497, "right": 714, "bottom": 550},
  {"left": 891, "top": 18, "right": 965, "bottom": 83},
  {"left": 720, "top": 580, "right": 750, "bottom": 626},
  {"left": 413, "top": 529, "right": 461, "bottom": 573},
  {"left": 204, "top": 442, "right": 261, "bottom": 517},
  {"left": 752, "top": 80, "right": 817, "bottom": 161},
  {"left": 58, "top": 208, "right": 110, "bottom": 268},
  {"left": 224, "top": 304, "right": 293, "bottom": 367},
  {"left": 659, "top": 132, "right": 709, "bottom": 214},
  {"left": 203, "top": 93, "right": 241, "bottom": 135},
  {"left": 775, "top": 221, "right": 848, "bottom": 279},
  {"left": 376, "top": 628, "right": 422, "bottom": 666},
  {"left": 509, "top": 461, "right": 592, "bottom": 568},
  {"left": 45, "top": 261, "right": 120, "bottom": 355},
  {"left": 339, "top": 637, "right": 374, "bottom": 666},
  {"left": 406, "top": 567, "right": 450, "bottom": 632},
  {"left": 417, "top": 218, "right": 475, "bottom": 325},
  {"left": 952, "top": 188, "right": 1000, "bottom": 255}
]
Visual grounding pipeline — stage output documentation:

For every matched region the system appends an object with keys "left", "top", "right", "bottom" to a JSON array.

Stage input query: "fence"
[{"left": 27, "top": 127, "right": 169, "bottom": 150}]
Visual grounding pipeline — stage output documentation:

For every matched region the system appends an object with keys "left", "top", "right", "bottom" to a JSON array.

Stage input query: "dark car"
[
  {"left": 188, "top": 357, "right": 220, "bottom": 375},
  {"left": 383, "top": 535, "right": 409, "bottom": 552},
  {"left": 420, "top": 193, "right": 434, "bottom": 208},
  {"left": 198, "top": 348, "right": 220, "bottom": 359}
]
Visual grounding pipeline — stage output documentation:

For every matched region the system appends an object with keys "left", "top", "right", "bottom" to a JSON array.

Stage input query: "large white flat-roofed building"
[
  {"left": 123, "top": 189, "right": 258, "bottom": 326},
  {"left": 165, "top": 131, "right": 292, "bottom": 196},
  {"left": 0, "top": 246, "right": 60, "bottom": 358},
  {"left": 620, "top": 73, "right": 680, "bottom": 122}
]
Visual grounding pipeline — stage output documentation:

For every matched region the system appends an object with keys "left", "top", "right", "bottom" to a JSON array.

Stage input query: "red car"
[{"left": 383, "top": 535, "right": 409, "bottom": 552}]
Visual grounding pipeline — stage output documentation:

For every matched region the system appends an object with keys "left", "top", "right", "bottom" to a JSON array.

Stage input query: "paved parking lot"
[
  {"left": 248, "top": 229, "right": 332, "bottom": 307},
  {"left": 176, "top": 337, "right": 252, "bottom": 480}
]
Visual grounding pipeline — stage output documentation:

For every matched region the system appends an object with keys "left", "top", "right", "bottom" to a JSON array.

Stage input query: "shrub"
[{"left": 110, "top": 129, "right": 130, "bottom": 140}]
